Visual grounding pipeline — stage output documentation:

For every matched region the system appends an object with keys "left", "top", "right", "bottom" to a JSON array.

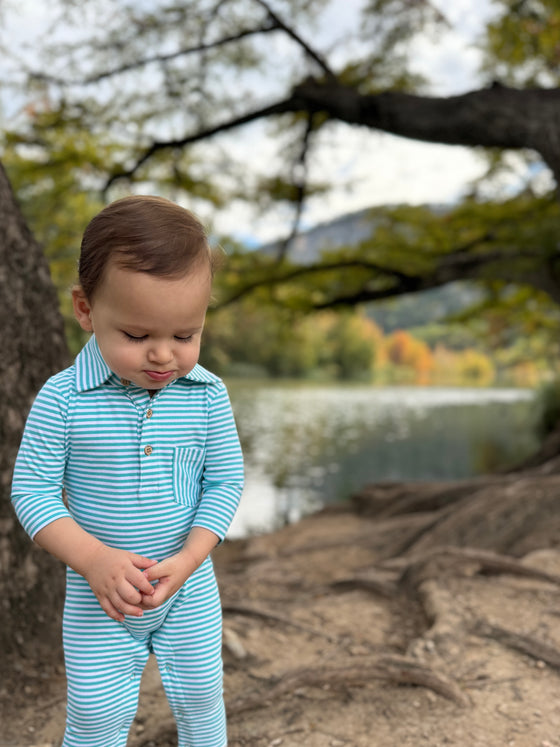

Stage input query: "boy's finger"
[
  {"left": 143, "top": 586, "right": 165, "bottom": 608},
  {"left": 129, "top": 568, "right": 156, "bottom": 595},
  {"left": 130, "top": 554, "right": 158, "bottom": 569},
  {"left": 139, "top": 594, "right": 158, "bottom": 609},
  {"left": 100, "top": 598, "right": 126, "bottom": 623},
  {"left": 118, "top": 583, "right": 142, "bottom": 605},
  {"left": 115, "top": 601, "right": 144, "bottom": 618},
  {"left": 110, "top": 591, "right": 145, "bottom": 618},
  {"left": 143, "top": 560, "right": 170, "bottom": 581}
]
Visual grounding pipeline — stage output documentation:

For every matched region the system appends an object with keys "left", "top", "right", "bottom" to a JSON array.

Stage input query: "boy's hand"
[
  {"left": 83, "top": 545, "right": 158, "bottom": 622},
  {"left": 139, "top": 527, "right": 220, "bottom": 610},
  {"left": 33, "top": 517, "right": 159, "bottom": 622},
  {"left": 139, "top": 552, "right": 195, "bottom": 609}
]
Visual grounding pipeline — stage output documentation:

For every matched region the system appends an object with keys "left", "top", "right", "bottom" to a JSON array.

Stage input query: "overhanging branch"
[
  {"left": 104, "top": 80, "right": 560, "bottom": 191},
  {"left": 216, "top": 257, "right": 415, "bottom": 308},
  {"left": 215, "top": 242, "right": 554, "bottom": 311},
  {"left": 103, "top": 97, "right": 298, "bottom": 190},
  {"left": 311, "top": 247, "right": 551, "bottom": 309}
]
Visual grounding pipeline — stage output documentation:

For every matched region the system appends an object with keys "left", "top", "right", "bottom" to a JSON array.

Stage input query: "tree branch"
[
  {"left": 31, "top": 24, "right": 280, "bottom": 87},
  {"left": 215, "top": 257, "right": 416, "bottom": 309},
  {"left": 311, "top": 246, "right": 548, "bottom": 309},
  {"left": 215, "top": 235, "right": 557, "bottom": 311},
  {"left": 253, "top": 0, "right": 337, "bottom": 82},
  {"left": 275, "top": 112, "right": 317, "bottom": 263},
  {"left": 289, "top": 79, "right": 560, "bottom": 151},
  {"left": 103, "top": 98, "right": 297, "bottom": 190},
  {"left": 104, "top": 80, "right": 560, "bottom": 191}
]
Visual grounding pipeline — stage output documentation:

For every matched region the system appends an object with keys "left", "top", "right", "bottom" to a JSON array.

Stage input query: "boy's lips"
[{"left": 144, "top": 370, "right": 174, "bottom": 382}]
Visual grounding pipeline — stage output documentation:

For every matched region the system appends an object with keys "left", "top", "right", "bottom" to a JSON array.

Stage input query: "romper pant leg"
[
  {"left": 151, "top": 558, "right": 227, "bottom": 747},
  {"left": 62, "top": 574, "right": 150, "bottom": 747}
]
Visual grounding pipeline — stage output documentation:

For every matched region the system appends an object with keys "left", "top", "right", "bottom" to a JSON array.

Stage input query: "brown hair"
[{"left": 78, "top": 195, "right": 213, "bottom": 299}]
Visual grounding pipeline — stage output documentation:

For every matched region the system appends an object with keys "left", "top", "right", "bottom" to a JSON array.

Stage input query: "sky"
[{"left": 1, "top": 0, "right": 532, "bottom": 246}]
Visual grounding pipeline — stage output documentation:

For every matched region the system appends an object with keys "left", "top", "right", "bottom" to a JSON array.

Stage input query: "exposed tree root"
[
  {"left": 351, "top": 479, "right": 507, "bottom": 518},
  {"left": 472, "top": 619, "right": 560, "bottom": 669},
  {"left": 222, "top": 602, "right": 337, "bottom": 641},
  {"left": 397, "top": 545, "right": 560, "bottom": 590},
  {"left": 330, "top": 571, "right": 399, "bottom": 598},
  {"left": 329, "top": 544, "right": 546, "bottom": 600},
  {"left": 269, "top": 511, "right": 442, "bottom": 559},
  {"left": 352, "top": 475, "right": 560, "bottom": 558},
  {"left": 226, "top": 654, "right": 470, "bottom": 716},
  {"left": 415, "top": 579, "right": 464, "bottom": 634}
]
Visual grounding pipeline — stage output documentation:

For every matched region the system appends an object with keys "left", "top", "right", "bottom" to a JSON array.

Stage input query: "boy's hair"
[{"left": 79, "top": 195, "right": 213, "bottom": 299}]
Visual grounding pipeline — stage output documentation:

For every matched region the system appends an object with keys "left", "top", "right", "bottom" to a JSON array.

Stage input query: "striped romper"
[{"left": 11, "top": 335, "right": 244, "bottom": 747}]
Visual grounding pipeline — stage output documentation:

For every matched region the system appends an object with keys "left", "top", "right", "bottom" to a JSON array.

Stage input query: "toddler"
[{"left": 11, "top": 195, "right": 244, "bottom": 746}]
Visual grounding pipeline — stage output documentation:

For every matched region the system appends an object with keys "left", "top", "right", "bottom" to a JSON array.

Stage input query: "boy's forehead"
[
  {"left": 102, "top": 261, "right": 212, "bottom": 290},
  {"left": 95, "top": 263, "right": 211, "bottom": 321},
  {"left": 105, "top": 256, "right": 212, "bottom": 283}
]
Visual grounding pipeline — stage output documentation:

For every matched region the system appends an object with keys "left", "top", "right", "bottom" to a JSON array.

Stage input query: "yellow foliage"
[
  {"left": 383, "top": 330, "right": 434, "bottom": 384},
  {"left": 430, "top": 345, "right": 495, "bottom": 387}
]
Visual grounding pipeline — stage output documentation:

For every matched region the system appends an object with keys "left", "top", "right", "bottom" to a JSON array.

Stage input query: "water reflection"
[{"left": 226, "top": 383, "right": 537, "bottom": 539}]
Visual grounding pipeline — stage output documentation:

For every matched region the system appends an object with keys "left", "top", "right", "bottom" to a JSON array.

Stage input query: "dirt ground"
[{"left": 4, "top": 491, "right": 560, "bottom": 747}]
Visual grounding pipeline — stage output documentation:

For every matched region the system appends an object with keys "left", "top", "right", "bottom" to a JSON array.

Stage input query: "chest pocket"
[{"left": 172, "top": 447, "right": 205, "bottom": 507}]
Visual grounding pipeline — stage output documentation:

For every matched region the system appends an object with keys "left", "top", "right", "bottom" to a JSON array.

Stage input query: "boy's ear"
[{"left": 72, "top": 287, "right": 94, "bottom": 332}]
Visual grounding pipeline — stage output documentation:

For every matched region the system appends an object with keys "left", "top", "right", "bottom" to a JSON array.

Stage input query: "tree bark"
[
  {"left": 289, "top": 80, "right": 560, "bottom": 183},
  {"left": 0, "top": 162, "right": 69, "bottom": 664}
]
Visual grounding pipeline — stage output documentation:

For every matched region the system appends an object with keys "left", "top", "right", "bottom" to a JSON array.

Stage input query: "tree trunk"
[{"left": 0, "top": 162, "right": 69, "bottom": 665}]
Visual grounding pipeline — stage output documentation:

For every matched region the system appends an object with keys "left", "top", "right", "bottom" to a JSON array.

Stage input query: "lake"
[{"left": 225, "top": 382, "right": 539, "bottom": 539}]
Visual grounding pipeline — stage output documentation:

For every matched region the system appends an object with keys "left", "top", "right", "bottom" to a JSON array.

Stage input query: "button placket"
[
  {"left": 139, "top": 401, "right": 154, "bottom": 458},
  {"left": 139, "top": 395, "right": 162, "bottom": 497},
  {"left": 130, "top": 388, "right": 161, "bottom": 497},
  {"left": 143, "top": 408, "right": 154, "bottom": 456}
]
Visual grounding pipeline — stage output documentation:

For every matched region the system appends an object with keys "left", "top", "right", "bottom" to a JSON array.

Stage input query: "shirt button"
[
  {"left": 120, "top": 378, "right": 131, "bottom": 386},
  {"left": 146, "top": 408, "right": 153, "bottom": 419},
  {"left": 144, "top": 445, "right": 153, "bottom": 456}
]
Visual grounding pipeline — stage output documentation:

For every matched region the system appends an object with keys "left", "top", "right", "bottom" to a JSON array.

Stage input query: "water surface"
[{"left": 226, "top": 383, "right": 538, "bottom": 538}]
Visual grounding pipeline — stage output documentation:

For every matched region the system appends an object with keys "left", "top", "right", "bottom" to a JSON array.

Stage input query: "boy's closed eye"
[
  {"left": 123, "top": 332, "right": 148, "bottom": 342},
  {"left": 122, "top": 331, "right": 195, "bottom": 343}
]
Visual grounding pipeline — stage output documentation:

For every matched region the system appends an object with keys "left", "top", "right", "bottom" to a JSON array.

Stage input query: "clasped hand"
[{"left": 84, "top": 545, "right": 194, "bottom": 622}]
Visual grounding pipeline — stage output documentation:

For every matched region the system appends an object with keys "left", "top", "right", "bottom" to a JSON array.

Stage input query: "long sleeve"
[
  {"left": 11, "top": 377, "right": 72, "bottom": 539},
  {"left": 192, "top": 383, "right": 244, "bottom": 540}
]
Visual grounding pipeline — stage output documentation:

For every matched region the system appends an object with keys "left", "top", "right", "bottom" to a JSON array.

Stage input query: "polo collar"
[{"left": 75, "top": 335, "right": 220, "bottom": 392}]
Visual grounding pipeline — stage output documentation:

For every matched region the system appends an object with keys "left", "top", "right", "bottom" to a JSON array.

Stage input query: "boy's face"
[{"left": 72, "top": 261, "right": 212, "bottom": 390}]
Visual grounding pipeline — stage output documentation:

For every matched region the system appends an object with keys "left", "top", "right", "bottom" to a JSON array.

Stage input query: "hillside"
[{"left": 261, "top": 206, "right": 482, "bottom": 332}]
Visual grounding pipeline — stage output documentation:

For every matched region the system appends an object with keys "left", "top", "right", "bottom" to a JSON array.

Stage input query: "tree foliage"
[
  {"left": 482, "top": 0, "right": 560, "bottom": 86},
  {"left": 3, "top": 0, "right": 560, "bottom": 333}
]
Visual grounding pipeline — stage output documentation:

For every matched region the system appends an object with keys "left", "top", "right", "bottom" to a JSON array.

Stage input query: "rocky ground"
[{"left": 5, "top": 472, "right": 560, "bottom": 747}]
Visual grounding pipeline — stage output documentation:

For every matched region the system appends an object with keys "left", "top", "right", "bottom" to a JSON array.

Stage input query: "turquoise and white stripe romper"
[{"left": 12, "top": 335, "right": 244, "bottom": 747}]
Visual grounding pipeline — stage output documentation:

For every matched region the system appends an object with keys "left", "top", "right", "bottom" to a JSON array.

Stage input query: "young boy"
[{"left": 11, "top": 195, "right": 244, "bottom": 747}]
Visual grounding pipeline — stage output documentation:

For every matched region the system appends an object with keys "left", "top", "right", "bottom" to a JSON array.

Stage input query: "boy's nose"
[{"left": 147, "top": 343, "right": 173, "bottom": 365}]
